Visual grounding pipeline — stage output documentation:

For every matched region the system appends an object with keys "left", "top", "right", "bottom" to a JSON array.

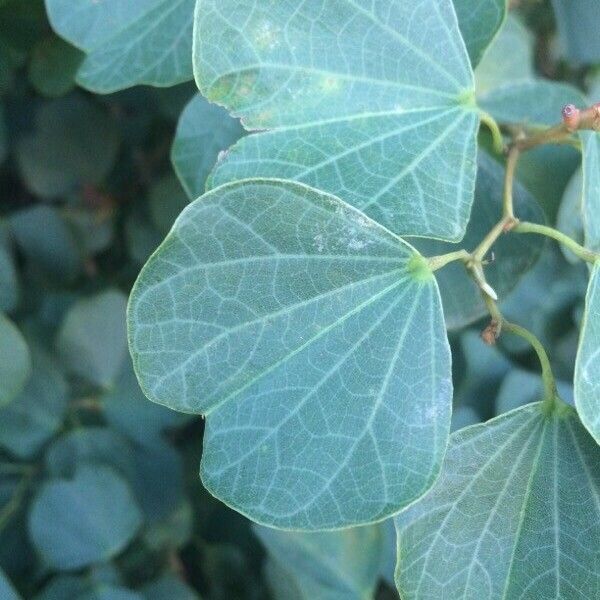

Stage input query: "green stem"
[
  {"left": 514, "top": 222, "right": 599, "bottom": 264},
  {"left": 0, "top": 473, "right": 34, "bottom": 534},
  {"left": 427, "top": 249, "right": 470, "bottom": 272},
  {"left": 480, "top": 111, "right": 505, "bottom": 155}
]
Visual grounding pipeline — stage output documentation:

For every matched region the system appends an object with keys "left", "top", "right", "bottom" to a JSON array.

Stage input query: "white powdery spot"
[
  {"left": 254, "top": 20, "right": 281, "bottom": 51},
  {"left": 313, "top": 233, "right": 326, "bottom": 253}
]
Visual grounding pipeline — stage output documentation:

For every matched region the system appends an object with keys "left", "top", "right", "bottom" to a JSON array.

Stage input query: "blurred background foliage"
[{"left": 0, "top": 0, "right": 599, "bottom": 598}]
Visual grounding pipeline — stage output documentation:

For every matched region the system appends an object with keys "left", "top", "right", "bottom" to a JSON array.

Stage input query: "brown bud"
[
  {"left": 481, "top": 320, "right": 500, "bottom": 346},
  {"left": 562, "top": 104, "right": 581, "bottom": 131}
]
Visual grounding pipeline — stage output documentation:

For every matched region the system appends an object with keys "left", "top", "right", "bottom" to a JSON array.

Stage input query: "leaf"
[
  {"left": 56, "top": 290, "right": 128, "bottom": 388},
  {"left": 195, "top": 0, "right": 479, "bottom": 241},
  {"left": 15, "top": 94, "right": 119, "bottom": 198},
  {"left": 411, "top": 151, "right": 544, "bottom": 330},
  {"left": 46, "top": 0, "right": 195, "bottom": 93},
  {"left": 0, "top": 102, "right": 6, "bottom": 164},
  {"left": 551, "top": 0, "right": 600, "bottom": 64},
  {"left": 0, "top": 568, "right": 20, "bottom": 600},
  {"left": 148, "top": 175, "right": 190, "bottom": 235},
  {"left": 142, "top": 575, "right": 200, "bottom": 600},
  {"left": 10, "top": 205, "right": 82, "bottom": 283},
  {"left": 395, "top": 403, "right": 600, "bottom": 599},
  {"left": 0, "top": 313, "right": 31, "bottom": 406},
  {"left": 256, "top": 524, "right": 384, "bottom": 600},
  {"left": 0, "top": 234, "right": 18, "bottom": 313},
  {"left": 474, "top": 14, "right": 534, "bottom": 95},
  {"left": 579, "top": 132, "right": 600, "bottom": 252},
  {"left": 172, "top": 94, "right": 245, "bottom": 199},
  {"left": 557, "top": 167, "right": 585, "bottom": 263},
  {"left": 128, "top": 179, "right": 452, "bottom": 529},
  {"left": 451, "top": 0, "right": 506, "bottom": 68},
  {"left": 28, "top": 34, "right": 83, "bottom": 98},
  {"left": 0, "top": 349, "right": 68, "bottom": 459},
  {"left": 575, "top": 263, "right": 600, "bottom": 444},
  {"left": 29, "top": 465, "right": 143, "bottom": 570}
]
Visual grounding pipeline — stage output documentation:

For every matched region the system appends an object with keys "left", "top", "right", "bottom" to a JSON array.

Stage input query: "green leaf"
[
  {"left": 0, "top": 313, "right": 31, "bottom": 406},
  {"left": 56, "top": 290, "right": 128, "bottom": 388},
  {"left": 452, "top": 0, "right": 506, "bottom": 68},
  {"left": 148, "top": 175, "right": 190, "bottom": 235},
  {"left": 579, "top": 132, "right": 600, "bottom": 252},
  {"left": 0, "top": 568, "right": 20, "bottom": 600},
  {"left": 195, "top": 0, "right": 479, "bottom": 241},
  {"left": 411, "top": 152, "right": 544, "bottom": 330},
  {"left": 15, "top": 94, "right": 119, "bottom": 199},
  {"left": 557, "top": 167, "right": 585, "bottom": 263},
  {"left": 10, "top": 205, "right": 82, "bottom": 283},
  {"left": 475, "top": 14, "right": 534, "bottom": 95},
  {"left": 0, "top": 234, "right": 18, "bottom": 313},
  {"left": 551, "top": 0, "right": 600, "bottom": 64},
  {"left": 395, "top": 404, "right": 600, "bottom": 599},
  {"left": 29, "top": 465, "right": 143, "bottom": 571},
  {"left": 0, "top": 349, "right": 68, "bottom": 459},
  {"left": 46, "top": 0, "right": 195, "bottom": 93},
  {"left": 171, "top": 94, "right": 245, "bottom": 199},
  {"left": 0, "top": 103, "right": 6, "bottom": 164},
  {"left": 256, "top": 524, "right": 384, "bottom": 599},
  {"left": 575, "top": 263, "right": 600, "bottom": 444},
  {"left": 28, "top": 34, "right": 83, "bottom": 98},
  {"left": 142, "top": 575, "right": 200, "bottom": 600},
  {"left": 129, "top": 179, "right": 452, "bottom": 529}
]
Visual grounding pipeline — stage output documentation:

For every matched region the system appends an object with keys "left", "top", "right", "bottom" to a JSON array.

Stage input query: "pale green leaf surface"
[
  {"left": 56, "top": 290, "right": 128, "bottom": 388},
  {"left": 0, "top": 568, "right": 20, "bottom": 600},
  {"left": 196, "top": 0, "right": 479, "bottom": 241},
  {"left": 452, "top": 0, "right": 505, "bottom": 68},
  {"left": 172, "top": 94, "right": 245, "bottom": 199},
  {"left": 395, "top": 404, "right": 600, "bottom": 599},
  {"left": 0, "top": 349, "right": 68, "bottom": 459},
  {"left": 256, "top": 524, "right": 383, "bottom": 600},
  {"left": 551, "top": 0, "right": 600, "bottom": 64},
  {"left": 129, "top": 179, "right": 452, "bottom": 529},
  {"left": 411, "top": 152, "right": 544, "bottom": 330},
  {"left": 46, "top": 0, "right": 195, "bottom": 93},
  {"left": 557, "top": 167, "right": 585, "bottom": 263},
  {"left": 478, "top": 80, "right": 586, "bottom": 127},
  {"left": 579, "top": 132, "right": 600, "bottom": 252},
  {"left": 29, "top": 465, "right": 143, "bottom": 570},
  {"left": 575, "top": 264, "right": 600, "bottom": 444},
  {"left": 0, "top": 314, "right": 31, "bottom": 406},
  {"left": 475, "top": 14, "right": 533, "bottom": 95}
]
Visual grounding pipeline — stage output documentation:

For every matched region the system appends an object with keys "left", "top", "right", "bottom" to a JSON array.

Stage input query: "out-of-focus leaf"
[
  {"left": 16, "top": 94, "right": 119, "bottom": 198},
  {"left": 56, "top": 290, "right": 128, "bottom": 388},
  {"left": 557, "top": 167, "right": 585, "bottom": 263},
  {"left": 0, "top": 234, "right": 18, "bottom": 313},
  {"left": 46, "top": 0, "right": 195, "bottom": 93},
  {"left": 551, "top": 0, "right": 600, "bottom": 64},
  {"left": 28, "top": 34, "right": 83, "bottom": 98},
  {"left": 148, "top": 175, "right": 189, "bottom": 235},
  {"left": 575, "top": 264, "right": 600, "bottom": 443},
  {"left": 172, "top": 94, "right": 244, "bottom": 199},
  {"left": 29, "top": 465, "right": 143, "bottom": 570},
  {"left": 77, "top": 587, "right": 144, "bottom": 600},
  {"left": 411, "top": 151, "right": 544, "bottom": 330},
  {"left": 579, "top": 132, "right": 600, "bottom": 252},
  {"left": 10, "top": 205, "right": 82, "bottom": 283},
  {"left": 451, "top": 0, "right": 506, "bottom": 68},
  {"left": 395, "top": 403, "right": 600, "bottom": 599},
  {"left": 475, "top": 14, "right": 534, "bottom": 94},
  {"left": 451, "top": 405, "right": 481, "bottom": 431},
  {"left": 0, "top": 103, "right": 6, "bottom": 163},
  {"left": 496, "top": 369, "right": 574, "bottom": 416},
  {"left": 0, "top": 314, "right": 31, "bottom": 406},
  {"left": 142, "top": 576, "right": 199, "bottom": 600},
  {"left": 0, "top": 349, "right": 68, "bottom": 459},
  {"left": 0, "top": 568, "right": 20, "bottom": 600},
  {"left": 35, "top": 576, "right": 90, "bottom": 600},
  {"left": 256, "top": 524, "right": 384, "bottom": 600},
  {"left": 102, "top": 360, "right": 189, "bottom": 448}
]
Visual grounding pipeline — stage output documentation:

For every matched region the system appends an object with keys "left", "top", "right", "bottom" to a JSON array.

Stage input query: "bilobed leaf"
[
  {"left": 411, "top": 152, "right": 544, "bottom": 330},
  {"left": 575, "top": 263, "right": 600, "bottom": 444},
  {"left": 46, "top": 0, "right": 195, "bottom": 93},
  {"left": 452, "top": 0, "right": 506, "bottom": 68},
  {"left": 395, "top": 403, "right": 600, "bottom": 599},
  {"left": 0, "top": 314, "right": 31, "bottom": 406},
  {"left": 56, "top": 290, "right": 128, "bottom": 388},
  {"left": 195, "top": 0, "right": 479, "bottom": 241},
  {"left": 129, "top": 179, "right": 452, "bottom": 529},
  {"left": 579, "top": 132, "right": 600, "bottom": 252},
  {"left": 256, "top": 524, "right": 384, "bottom": 599},
  {"left": 172, "top": 94, "right": 245, "bottom": 199},
  {"left": 29, "top": 465, "right": 143, "bottom": 570}
]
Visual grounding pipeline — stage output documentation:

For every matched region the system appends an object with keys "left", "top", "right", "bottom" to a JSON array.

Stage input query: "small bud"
[
  {"left": 481, "top": 320, "right": 500, "bottom": 346},
  {"left": 481, "top": 281, "right": 498, "bottom": 301},
  {"left": 562, "top": 104, "right": 581, "bottom": 131}
]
